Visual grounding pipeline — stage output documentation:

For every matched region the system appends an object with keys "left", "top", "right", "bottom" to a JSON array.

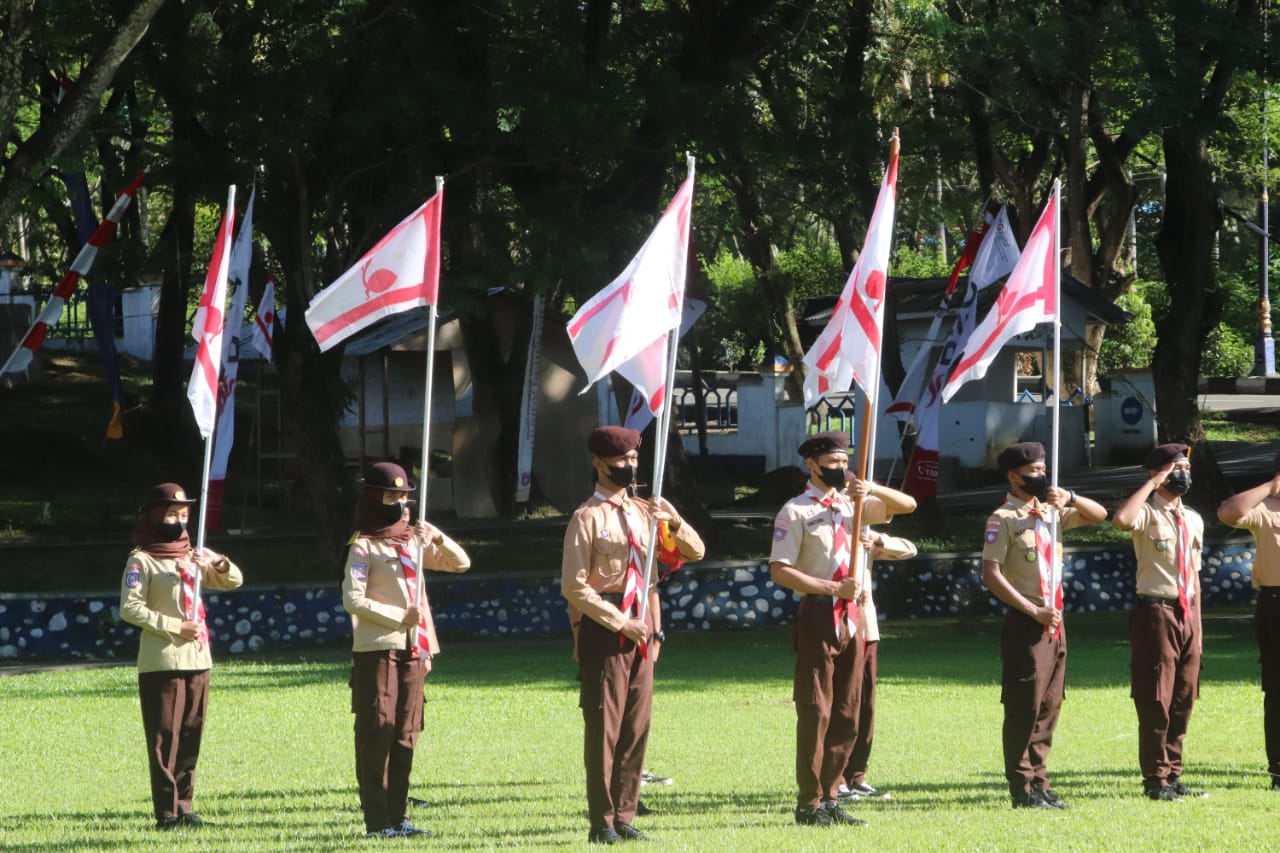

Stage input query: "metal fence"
[{"left": 674, "top": 377, "right": 738, "bottom": 432}]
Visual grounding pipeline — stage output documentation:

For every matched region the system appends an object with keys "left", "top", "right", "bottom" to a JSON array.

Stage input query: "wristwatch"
[{"left": 652, "top": 630, "right": 667, "bottom": 643}]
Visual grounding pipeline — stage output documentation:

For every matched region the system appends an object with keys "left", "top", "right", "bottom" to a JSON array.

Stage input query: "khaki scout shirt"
[
  {"left": 561, "top": 490, "right": 706, "bottom": 633},
  {"left": 769, "top": 487, "right": 890, "bottom": 582},
  {"left": 1118, "top": 494, "right": 1203, "bottom": 601},
  {"left": 859, "top": 533, "right": 917, "bottom": 643},
  {"left": 342, "top": 530, "right": 470, "bottom": 653},
  {"left": 1229, "top": 496, "right": 1280, "bottom": 588},
  {"left": 119, "top": 550, "right": 244, "bottom": 673},
  {"left": 981, "top": 493, "right": 1085, "bottom": 606}
]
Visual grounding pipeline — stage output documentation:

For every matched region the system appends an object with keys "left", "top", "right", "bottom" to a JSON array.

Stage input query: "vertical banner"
[{"left": 515, "top": 292, "right": 546, "bottom": 505}]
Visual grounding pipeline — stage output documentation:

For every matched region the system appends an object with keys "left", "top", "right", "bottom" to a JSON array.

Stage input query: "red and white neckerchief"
[
  {"left": 178, "top": 558, "right": 209, "bottom": 648},
  {"left": 601, "top": 490, "right": 650, "bottom": 658},
  {"left": 1028, "top": 502, "right": 1061, "bottom": 637},
  {"left": 1172, "top": 507, "right": 1194, "bottom": 617},
  {"left": 396, "top": 543, "right": 433, "bottom": 658},
  {"left": 808, "top": 484, "right": 857, "bottom": 641}
]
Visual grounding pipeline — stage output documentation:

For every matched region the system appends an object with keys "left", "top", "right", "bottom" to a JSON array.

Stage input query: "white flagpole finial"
[
  {"left": 435, "top": 175, "right": 445, "bottom": 193},
  {"left": 686, "top": 152, "right": 695, "bottom": 173}
]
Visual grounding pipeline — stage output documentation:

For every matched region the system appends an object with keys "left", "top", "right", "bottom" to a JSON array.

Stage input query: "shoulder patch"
[
  {"left": 985, "top": 529, "right": 999, "bottom": 544},
  {"left": 350, "top": 563, "right": 368, "bottom": 581},
  {"left": 773, "top": 525, "right": 788, "bottom": 542},
  {"left": 124, "top": 569, "right": 141, "bottom": 588}
]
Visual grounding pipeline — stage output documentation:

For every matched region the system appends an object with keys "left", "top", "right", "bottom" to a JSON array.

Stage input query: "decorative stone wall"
[{"left": 0, "top": 541, "right": 1260, "bottom": 662}]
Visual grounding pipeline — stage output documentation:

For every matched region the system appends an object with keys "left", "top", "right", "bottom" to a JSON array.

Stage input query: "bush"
[
  {"left": 1201, "top": 323, "right": 1255, "bottom": 377},
  {"left": 1098, "top": 286, "right": 1157, "bottom": 372}
]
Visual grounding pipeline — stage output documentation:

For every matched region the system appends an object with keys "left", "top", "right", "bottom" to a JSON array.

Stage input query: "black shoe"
[
  {"left": 1035, "top": 788, "right": 1069, "bottom": 809},
  {"left": 640, "top": 771, "right": 673, "bottom": 786},
  {"left": 1167, "top": 777, "right": 1206, "bottom": 798},
  {"left": 1145, "top": 786, "right": 1183, "bottom": 802},
  {"left": 178, "top": 812, "right": 204, "bottom": 828},
  {"left": 365, "top": 827, "right": 402, "bottom": 838},
  {"left": 847, "top": 782, "right": 887, "bottom": 799},
  {"left": 615, "top": 823, "right": 649, "bottom": 841},
  {"left": 393, "top": 819, "right": 432, "bottom": 837},
  {"left": 589, "top": 827, "right": 622, "bottom": 845},
  {"left": 794, "top": 805, "right": 834, "bottom": 826},
  {"left": 1011, "top": 791, "right": 1054, "bottom": 809},
  {"left": 1272, "top": 776, "right": 1280, "bottom": 792},
  {"left": 635, "top": 799, "right": 654, "bottom": 817},
  {"left": 820, "top": 801, "right": 867, "bottom": 826},
  {"left": 407, "top": 796, "right": 431, "bottom": 807},
  {"left": 155, "top": 816, "right": 181, "bottom": 831}
]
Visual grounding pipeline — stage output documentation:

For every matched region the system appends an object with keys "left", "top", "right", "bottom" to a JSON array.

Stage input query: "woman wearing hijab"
[
  {"left": 342, "top": 461, "right": 471, "bottom": 839},
  {"left": 119, "top": 482, "right": 243, "bottom": 830}
]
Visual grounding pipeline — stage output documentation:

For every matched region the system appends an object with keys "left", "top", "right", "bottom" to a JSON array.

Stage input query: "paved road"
[{"left": 1201, "top": 394, "right": 1280, "bottom": 413}]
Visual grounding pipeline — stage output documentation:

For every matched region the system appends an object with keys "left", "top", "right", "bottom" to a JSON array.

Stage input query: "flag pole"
[
  {"left": 1049, "top": 179, "right": 1063, "bottom": 633},
  {"left": 195, "top": 183, "right": 237, "bottom": 604},
  {"left": 638, "top": 152, "right": 694, "bottom": 626},
  {"left": 412, "top": 176, "right": 445, "bottom": 648},
  {"left": 849, "top": 131, "right": 898, "bottom": 595}
]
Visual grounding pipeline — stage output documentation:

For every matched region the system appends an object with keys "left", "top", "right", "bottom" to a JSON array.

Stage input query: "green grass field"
[{"left": 2, "top": 613, "right": 1278, "bottom": 851}]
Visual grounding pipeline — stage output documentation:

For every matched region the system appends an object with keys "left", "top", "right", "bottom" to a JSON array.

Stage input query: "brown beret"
[
  {"left": 588, "top": 425, "right": 641, "bottom": 457},
  {"left": 359, "top": 461, "right": 416, "bottom": 492},
  {"left": 798, "top": 431, "right": 851, "bottom": 459},
  {"left": 1143, "top": 443, "right": 1189, "bottom": 471},
  {"left": 142, "top": 483, "right": 197, "bottom": 508},
  {"left": 997, "top": 441, "right": 1046, "bottom": 472}
]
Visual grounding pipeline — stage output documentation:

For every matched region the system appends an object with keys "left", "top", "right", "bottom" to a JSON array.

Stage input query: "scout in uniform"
[
  {"left": 769, "top": 431, "right": 873, "bottom": 828},
  {"left": 836, "top": 471, "right": 917, "bottom": 802},
  {"left": 1113, "top": 443, "right": 1206, "bottom": 801},
  {"left": 1217, "top": 450, "right": 1280, "bottom": 791},
  {"left": 981, "top": 441, "right": 1107, "bottom": 809},
  {"left": 561, "top": 426, "right": 705, "bottom": 845},
  {"left": 119, "top": 483, "right": 243, "bottom": 830},
  {"left": 341, "top": 461, "right": 471, "bottom": 838}
]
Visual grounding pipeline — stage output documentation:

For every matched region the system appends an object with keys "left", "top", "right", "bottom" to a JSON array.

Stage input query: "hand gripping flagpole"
[
  {"left": 849, "top": 131, "right": 899, "bottom": 603},
  {"left": 1048, "top": 179, "right": 1063, "bottom": 635},
  {"left": 411, "top": 175, "right": 445, "bottom": 653},
  {"left": 638, "top": 153, "right": 694, "bottom": 627}
]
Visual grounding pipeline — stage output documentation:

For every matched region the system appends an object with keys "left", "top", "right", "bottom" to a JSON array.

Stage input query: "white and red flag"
[
  {"left": 622, "top": 297, "right": 707, "bottom": 433},
  {"left": 567, "top": 165, "right": 694, "bottom": 417},
  {"left": 0, "top": 173, "right": 145, "bottom": 376},
  {"left": 941, "top": 185, "right": 1059, "bottom": 402},
  {"left": 802, "top": 136, "right": 899, "bottom": 407},
  {"left": 251, "top": 274, "right": 278, "bottom": 364},
  {"left": 187, "top": 186, "right": 237, "bottom": 438},
  {"left": 305, "top": 188, "right": 443, "bottom": 352}
]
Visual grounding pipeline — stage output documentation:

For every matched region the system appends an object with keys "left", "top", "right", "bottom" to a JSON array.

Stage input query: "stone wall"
[{"left": 0, "top": 541, "right": 1259, "bottom": 662}]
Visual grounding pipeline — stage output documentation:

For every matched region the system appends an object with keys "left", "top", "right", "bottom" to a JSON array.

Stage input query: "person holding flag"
[
  {"left": 119, "top": 483, "right": 243, "bottom": 830},
  {"left": 341, "top": 461, "right": 470, "bottom": 839},
  {"left": 981, "top": 442, "right": 1106, "bottom": 809},
  {"left": 561, "top": 426, "right": 704, "bottom": 845},
  {"left": 1113, "top": 443, "right": 1207, "bottom": 802},
  {"left": 768, "top": 431, "right": 871, "bottom": 828}
]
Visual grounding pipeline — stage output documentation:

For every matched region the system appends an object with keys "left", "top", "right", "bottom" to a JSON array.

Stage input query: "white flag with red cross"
[{"left": 187, "top": 187, "right": 237, "bottom": 438}]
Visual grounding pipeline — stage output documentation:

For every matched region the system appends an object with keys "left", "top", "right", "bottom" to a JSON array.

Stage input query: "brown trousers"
[
  {"left": 351, "top": 650, "right": 427, "bottom": 833},
  {"left": 793, "top": 595, "right": 864, "bottom": 807},
  {"left": 1000, "top": 610, "right": 1066, "bottom": 797},
  {"left": 1257, "top": 589, "right": 1280, "bottom": 777},
  {"left": 138, "top": 669, "right": 210, "bottom": 821},
  {"left": 843, "top": 639, "right": 878, "bottom": 786},
  {"left": 578, "top": 616, "right": 653, "bottom": 831},
  {"left": 1129, "top": 599, "right": 1200, "bottom": 786}
]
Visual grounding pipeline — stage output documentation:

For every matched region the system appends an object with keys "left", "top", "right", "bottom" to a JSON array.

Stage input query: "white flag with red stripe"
[
  {"left": 305, "top": 188, "right": 443, "bottom": 352},
  {"left": 250, "top": 276, "right": 278, "bottom": 364},
  {"left": 802, "top": 137, "right": 899, "bottom": 407},
  {"left": 187, "top": 187, "right": 237, "bottom": 438},
  {"left": 941, "top": 185, "right": 1059, "bottom": 402},
  {"left": 0, "top": 173, "right": 145, "bottom": 376},
  {"left": 567, "top": 165, "right": 694, "bottom": 417}
]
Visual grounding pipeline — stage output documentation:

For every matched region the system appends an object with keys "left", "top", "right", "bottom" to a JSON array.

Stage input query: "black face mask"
[
  {"left": 1164, "top": 470, "right": 1192, "bottom": 495},
  {"left": 157, "top": 519, "right": 187, "bottom": 541},
  {"left": 818, "top": 466, "right": 847, "bottom": 489},
  {"left": 1020, "top": 474, "right": 1048, "bottom": 501},
  {"left": 605, "top": 464, "right": 635, "bottom": 488},
  {"left": 374, "top": 500, "right": 407, "bottom": 525}
]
